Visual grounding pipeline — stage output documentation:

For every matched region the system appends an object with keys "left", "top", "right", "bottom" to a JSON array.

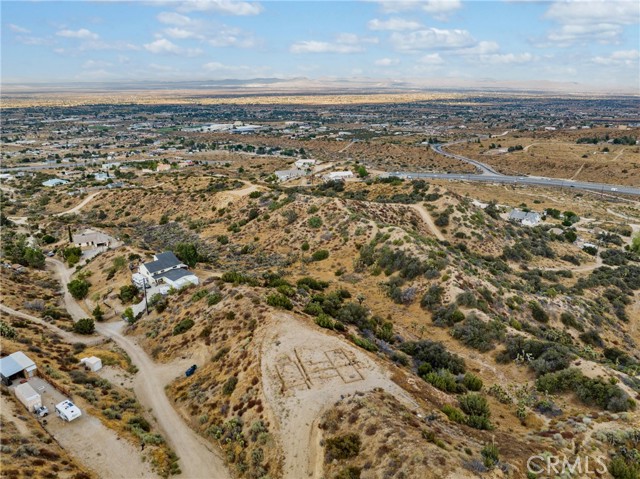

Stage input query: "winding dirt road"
[
  {"left": 0, "top": 303, "right": 104, "bottom": 345},
  {"left": 47, "top": 258, "right": 230, "bottom": 479},
  {"left": 54, "top": 191, "right": 102, "bottom": 217}
]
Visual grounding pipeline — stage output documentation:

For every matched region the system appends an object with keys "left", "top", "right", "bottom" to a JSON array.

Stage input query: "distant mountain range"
[{"left": 2, "top": 76, "right": 637, "bottom": 96}]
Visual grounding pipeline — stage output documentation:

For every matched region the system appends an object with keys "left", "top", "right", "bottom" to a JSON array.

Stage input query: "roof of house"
[
  {"left": 0, "top": 352, "right": 36, "bottom": 378},
  {"left": 143, "top": 251, "right": 184, "bottom": 274},
  {"left": 508, "top": 209, "right": 540, "bottom": 222},
  {"left": 158, "top": 268, "right": 197, "bottom": 282},
  {"left": 0, "top": 356, "right": 23, "bottom": 378},
  {"left": 72, "top": 232, "right": 110, "bottom": 244}
]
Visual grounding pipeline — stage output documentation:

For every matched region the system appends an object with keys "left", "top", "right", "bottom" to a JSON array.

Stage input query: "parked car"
[
  {"left": 35, "top": 405, "right": 49, "bottom": 417},
  {"left": 185, "top": 365, "right": 197, "bottom": 377}
]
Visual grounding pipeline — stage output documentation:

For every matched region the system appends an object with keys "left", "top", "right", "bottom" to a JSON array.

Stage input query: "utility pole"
[{"left": 143, "top": 278, "right": 149, "bottom": 315}]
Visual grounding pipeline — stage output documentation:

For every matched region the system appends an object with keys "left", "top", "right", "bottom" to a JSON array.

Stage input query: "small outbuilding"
[
  {"left": 14, "top": 383, "right": 42, "bottom": 412},
  {"left": 55, "top": 400, "right": 82, "bottom": 422},
  {"left": 81, "top": 356, "right": 102, "bottom": 372},
  {"left": 0, "top": 352, "right": 37, "bottom": 386}
]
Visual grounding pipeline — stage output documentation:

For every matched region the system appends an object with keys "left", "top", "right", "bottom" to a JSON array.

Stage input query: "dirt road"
[
  {"left": 47, "top": 258, "right": 231, "bottom": 479},
  {"left": 410, "top": 203, "right": 445, "bottom": 241},
  {"left": 54, "top": 191, "right": 102, "bottom": 217},
  {"left": 0, "top": 303, "right": 104, "bottom": 345}
]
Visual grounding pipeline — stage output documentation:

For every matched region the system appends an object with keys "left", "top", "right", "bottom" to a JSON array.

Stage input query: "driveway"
[{"left": 47, "top": 258, "right": 231, "bottom": 479}]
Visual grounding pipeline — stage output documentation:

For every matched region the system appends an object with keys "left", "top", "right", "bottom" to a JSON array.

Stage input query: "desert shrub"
[
  {"left": 459, "top": 394, "right": 492, "bottom": 430},
  {"left": 609, "top": 456, "right": 640, "bottom": 479},
  {"left": 536, "top": 368, "right": 634, "bottom": 412},
  {"left": 128, "top": 416, "right": 151, "bottom": 433},
  {"left": 266, "top": 292, "right": 293, "bottom": 310},
  {"left": 307, "top": 216, "right": 323, "bottom": 228},
  {"left": 432, "top": 303, "right": 465, "bottom": 327},
  {"left": 212, "top": 347, "right": 230, "bottom": 362},
  {"left": 221, "top": 271, "right": 258, "bottom": 286},
  {"left": 423, "top": 369, "right": 464, "bottom": 393},
  {"left": 92, "top": 305, "right": 104, "bottom": 322},
  {"left": 222, "top": 376, "right": 238, "bottom": 395},
  {"left": 452, "top": 315, "right": 505, "bottom": 352},
  {"left": 463, "top": 373, "right": 483, "bottom": 391},
  {"left": 456, "top": 292, "right": 477, "bottom": 308},
  {"left": 207, "top": 292, "right": 223, "bottom": 306},
  {"left": 420, "top": 284, "right": 444, "bottom": 310},
  {"left": 73, "top": 318, "right": 95, "bottom": 335},
  {"left": 498, "top": 335, "right": 572, "bottom": 375},
  {"left": 62, "top": 246, "right": 82, "bottom": 266},
  {"left": 335, "top": 466, "right": 362, "bottom": 479},
  {"left": 400, "top": 340, "right": 466, "bottom": 375},
  {"left": 350, "top": 335, "right": 378, "bottom": 352},
  {"left": 311, "top": 249, "right": 330, "bottom": 261},
  {"left": 529, "top": 301, "right": 549, "bottom": 323},
  {"left": 0, "top": 320, "right": 17, "bottom": 339},
  {"left": 560, "top": 312, "right": 583, "bottom": 331},
  {"left": 325, "top": 434, "right": 361, "bottom": 461},
  {"left": 68, "top": 279, "right": 90, "bottom": 300},
  {"left": 442, "top": 404, "right": 466, "bottom": 424},
  {"left": 336, "top": 302, "right": 370, "bottom": 329},
  {"left": 172, "top": 319, "right": 195, "bottom": 335},
  {"left": 481, "top": 443, "right": 500, "bottom": 468},
  {"left": 580, "top": 329, "right": 604, "bottom": 347},
  {"left": 119, "top": 285, "right": 139, "bottom": 304},
  {"left": 297, "top": 277, "right": 329, "bottom": 291}
]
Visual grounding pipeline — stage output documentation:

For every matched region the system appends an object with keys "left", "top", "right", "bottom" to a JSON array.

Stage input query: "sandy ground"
[
  {"left": 47, "top": 257, "right": 231, "bottom": 479},
  {"left": 217, "top": 181, "right": 263, "bottom": 208},
  {"left": 261, "top": 313, "right": 419, "bottom": 479},
  {"left": 27, "top": 377, "right": 156, "bottom": 479}
]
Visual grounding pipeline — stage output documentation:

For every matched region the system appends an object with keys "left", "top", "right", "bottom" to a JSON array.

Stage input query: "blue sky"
[{"left": 2, "top": 0, "right": 639, "bottom": 90}]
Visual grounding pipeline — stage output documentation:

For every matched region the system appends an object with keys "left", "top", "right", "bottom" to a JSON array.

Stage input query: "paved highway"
[
  {"left": 384, "top": 171, "right": 640, "bottom": 196},
  {"left": 431, "top": 143, "right": 502, "bottom": 176}
]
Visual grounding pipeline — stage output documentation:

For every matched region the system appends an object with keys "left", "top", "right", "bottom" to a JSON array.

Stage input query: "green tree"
[
  {"left": 174, "top": 242, "right": 199, "bottom": 267},
  {"left": 119, "top": 285, "right": 139, "bottom": 303},
  {"left": 68, "top": 279, "right": 90, "bottom": 300},
  {"left": 123, "top": 307, "right": 135, "bottom": 324},
  {"left": 73, "top": 318, "right": 95, "bottom": 335},
  {"left": 92, "top": 305, "right": 104, "bottom": 322},
  {"left": 631, "top": 233, "right": 640, "bottom": 253}
]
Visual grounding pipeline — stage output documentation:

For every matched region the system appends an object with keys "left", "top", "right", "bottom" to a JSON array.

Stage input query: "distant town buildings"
[
  {"left": 42, "top": 178, "right": 69, "bottom": 187},
  {"left": 323, "top": 170, "right": 354, "bottom": 182}
]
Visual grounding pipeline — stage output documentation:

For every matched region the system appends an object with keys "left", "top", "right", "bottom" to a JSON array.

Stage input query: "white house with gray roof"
[
  {"left": 136, "top": 251, "right": 199, "bottom": 289},
  {"left": 508, "top": 209, "right": 541, "bottom": 227}
]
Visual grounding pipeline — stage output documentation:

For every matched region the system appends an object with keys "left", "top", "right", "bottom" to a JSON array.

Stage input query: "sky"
[{"left": 2, "top": 0, "right": 639, "bottom": 90}]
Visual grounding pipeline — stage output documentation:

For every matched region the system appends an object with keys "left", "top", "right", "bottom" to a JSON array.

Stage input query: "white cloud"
[
  {"left": 457, "top": 41, "right": 500, "bottom": 55},
  {"left": 478, "top": 52, "right": 533, "bottom": 64},
  {"left": 177, "top": 0, "right": 263, "bottom": 15},
  {"left": 290, "top": 41, "right": 363, "bottom": 54},
  {"left": 419, "top": 52, "right": 444, "bottom": 64},
  {"left": 544, "top": 0, "right": 639, "bottom": 45},
  {"left": 592, "top": 49, "right": 639, "bottom": 65},
  {"left": 375, "top": 57, "right": 400, "bottom": 66},
  {"left": 291, "top": 34, "right": 376, "bottom": 54},
  {"left": 8, "top": 24, "right": 30, "bottom": 34},
  {"left": 56, "top": 28, "right": 99, "bottom": 40},
  {"left": 82, "top": 59, "right": 113, "bottom": 69},
  {"left": 143, "top": 37, "right": 201, "bottom": 56},
  {"left": 391, "top": 28, "right": 475, "bottom": 51},
  {"left": 157, "top": 13, "right": 256, "bottom": 48},
  {"left": 157, "top": 12, "right": 194, "bottom": 26},
  {"left": 545, "top": 0, "right": 639, "bottom": 26},
  {"left": 368, "top": 17, "right": 422, "bottom": 31},
  {"left": 377, "top": 0, "right": 462, "bottom": 19}
]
